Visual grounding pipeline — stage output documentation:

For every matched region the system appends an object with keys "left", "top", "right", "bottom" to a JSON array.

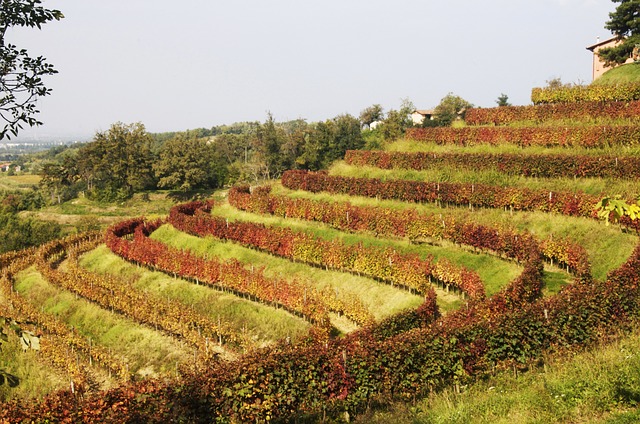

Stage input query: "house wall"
[
  {"left": 411, "top": 112, "right": 425, "bottom": 126},
  {"left": 590, "top": 38, "right": 634, "bottom": 80}
]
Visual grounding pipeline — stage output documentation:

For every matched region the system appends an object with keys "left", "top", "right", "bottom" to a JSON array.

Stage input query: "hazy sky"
[{"left": 8, "top": 0, "right": 616, "bottom": 140}]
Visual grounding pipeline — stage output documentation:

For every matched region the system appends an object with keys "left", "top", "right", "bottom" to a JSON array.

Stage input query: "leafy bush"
[
  {"left": 465, "top": 100, "right": 640, "bottom": 125},
  {"left": 531, "top": 82, "right": 640, "bottom": 104},
  {"left": 406, "top": 125, "right": 640, "bottom": 148},
  {"left": 345, "top": 150, "right": 640, "bottom": 179}
]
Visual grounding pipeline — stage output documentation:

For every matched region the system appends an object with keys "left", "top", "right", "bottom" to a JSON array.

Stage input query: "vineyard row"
[
  {"left": 531, "top": 82, "right": 640, "bottom": 105},
  {"left": 104, "top": 218, "right": 365, "bottom": 328},
  {"left": 0, "top": 238, "right": 129, "bottom": 391},
  {"left": 168, "top": 200, "right": 486, "bottom": 301},
  {"left": 31, "top": 234, "right": 240, "bottom": 365},
  {"left": 464, "top": 99, "right": 640, "bottom": 125},
  {"left": 228, "top": 185, "right": 591, "bottom": 280},
  {"left": 5, "top": 228, "right": 638, "bottom": 422},
  {"left": 345, "top": 149, "right": 640, "bottom": 179},
  {"left": 281, "top": 169, "right": 630, "bottom": 250},
  {"left": 405, "top": 125, "right": 640, "bottom": 148}
]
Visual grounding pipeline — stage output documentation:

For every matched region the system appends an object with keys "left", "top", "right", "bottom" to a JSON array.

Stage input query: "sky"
[{"left": 7, "top": 0, "right": 617, "bottom": 141}]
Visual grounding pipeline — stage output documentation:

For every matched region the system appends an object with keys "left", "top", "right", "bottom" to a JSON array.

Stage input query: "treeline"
[
  {"left": 37, "top": 114, "right": 365, "bottom": 203},
  {"left": 0, "top": 190, "right": 62, "bottom": 254}
]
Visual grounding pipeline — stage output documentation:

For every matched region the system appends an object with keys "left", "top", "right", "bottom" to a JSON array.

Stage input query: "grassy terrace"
[
  {"left": 80, "top": 245, "right": 312, "bottom": 344},
  {"left": 149, "top": 225, "right": 427, "bottom": 321},
  {"left": 329, "top": 160, "right": 640, "bottom": 198},
  {"left": 209, "top": 202, "right": 525, "bottom": 299},
  {"left": 13, "top": 267, "right": 191, "bottom": 378},
  {"left": 269, "top": 183, "right": 635, "bottom": 283},
  {"left": 388, "top": 139, "right": 640, "bottom": 156}
]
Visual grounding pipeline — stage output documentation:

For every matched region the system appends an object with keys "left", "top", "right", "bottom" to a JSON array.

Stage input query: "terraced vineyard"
[{"left": 2, "top": 92, "right": 640, "bottom": 422}]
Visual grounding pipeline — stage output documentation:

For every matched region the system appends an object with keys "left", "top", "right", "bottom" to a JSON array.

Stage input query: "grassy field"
[
  {"left": 24, "top": 191, "right": 177, "bottom": 227},
  {"left": 0, "top": 173, "right": 41, "bottom": 191},
  {"left": 593, "top": 63, "right": 640, "bottom": 86}
]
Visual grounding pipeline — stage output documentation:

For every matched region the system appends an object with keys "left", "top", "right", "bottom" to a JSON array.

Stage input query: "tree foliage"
[
  {"left": 0, "top": 205, "right": 61, "bottom": 253},
  {"left": 596, "top": 195, "right": 640, "bottom": 225},
  {"left": 433, "top": 93, "right": 473, "bottom": 126},
  {"left": 153, "top": 133, "right": 226, "bottom": 191},
  {"left": 76, "top": 122, "right": 155, "bottom": 201},
  {"left": 379, "top": 98, "right": 415, "bottom": 140},
  {"left": 598, "top": 0, "right": 640, "bottom": 65},
  {"left": 359, "top": 104, "right": 384, "bottom": 127},
  {"left": 0, "top": 0, "right": 63, "bottom": 139},
  {"left": 496, "top": 93, "right": 511, "bottom": 107}
]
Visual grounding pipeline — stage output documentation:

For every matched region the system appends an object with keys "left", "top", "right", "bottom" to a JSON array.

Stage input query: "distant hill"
[{"left": 592, "top": 62, "right": 640, "bottom": 85}]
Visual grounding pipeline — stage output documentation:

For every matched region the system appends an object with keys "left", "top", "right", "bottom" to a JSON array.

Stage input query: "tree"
[
  {"left": 39, "top": 161, "right": 72, "bottom": 204},
  {"left": 153, "top": 133, "right": 225, "bottom": 191},
  {"left": 379, "top": 98, "right": 415, "bottom": 141},
  {"left": 495, "top": 93, "right": 511, "bottom": 107},
  {"left": 598, "top": 0, "right": 640, "bottom": 65},
  {"left": 433, "top": 93, "right": 473, "bottom": 126},
  {"left": 77, "top": 122, "right": 155, "bottom": 201},
  {"left": 298, "top": 120, "right": 334, "bottom": 171},
  {"left": 254, "top": 113, "right": 287, "bottom": 179},
  {"left": 359, "top": 104, "right": 384, "bottom": 127},
  {"left": 0, "top": 0, "right": 63, "bottom": 139},
  {"left": 327, "top": 114, "right": 364, "bottom": 162}
]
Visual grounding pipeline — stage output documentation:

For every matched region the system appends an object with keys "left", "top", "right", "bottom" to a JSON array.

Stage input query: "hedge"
[
  {"left": 405, "top": 125, "right": 640, "bottom": 148},
  {"left": 345, "top": 150, "right": 640, "bottom": 179},
  {"left": 531, "top": 82, "right": 640, "bottom": 105},
  {"left": 464, "top": 100, "right": 640, "bottom": 126}
]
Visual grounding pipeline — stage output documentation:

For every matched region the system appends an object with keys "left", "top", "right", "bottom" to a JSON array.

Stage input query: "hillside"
[
  {"left": 592, "top": 62, "right": 640, "bottom": 86},
  {"left": 2, "top": 92, "right": 640, "bottom": 422}
]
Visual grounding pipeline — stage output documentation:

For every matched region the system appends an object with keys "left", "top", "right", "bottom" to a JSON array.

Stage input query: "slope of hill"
[
  {"left": 592, "top": 62, "right": 640, "bottom": 86},
  {"left": 2, "top": 87, "right": 640, "bottom": 422}
]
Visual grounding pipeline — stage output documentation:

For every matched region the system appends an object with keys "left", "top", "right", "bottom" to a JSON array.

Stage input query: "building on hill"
[
  {"left": 586, "top": 36, "right": 634, "bottom": 81},
  {"left": 411, "top": 109, "right": 435, "bottom": 126}
]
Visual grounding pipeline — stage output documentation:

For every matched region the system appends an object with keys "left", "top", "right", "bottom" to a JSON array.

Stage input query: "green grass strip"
[
  {"left": 80, "top": 245, "right": 311, "bottom": 345},
  {"left": 150, "top": 224, "right": 428, "bottom": 320},
  {"left": 271, "top": 183, "right": 636, "bottom": 282},
  {"left": 14, "top": 267, "right": 191, "bottom": 377}
]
